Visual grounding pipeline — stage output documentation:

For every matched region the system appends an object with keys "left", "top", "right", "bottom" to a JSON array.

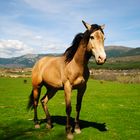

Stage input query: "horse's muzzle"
[{"left": 96, "top": 56, "right": 106, "bottom": 65}]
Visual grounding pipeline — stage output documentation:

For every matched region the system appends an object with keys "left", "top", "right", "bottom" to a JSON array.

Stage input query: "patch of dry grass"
[{"left": 90, "top": 69, "right": 140, "bottom": 83}]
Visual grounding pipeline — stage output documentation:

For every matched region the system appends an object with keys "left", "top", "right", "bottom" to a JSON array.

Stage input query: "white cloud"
[
  {"left": 0, "top": 0, "right": 139, "bottom": 58},
  {"left": 0, "top": 15, "right": 68, "bottom": 56},
  {"left": 35, "top": 35, "right": 43, "bottom": 40},
  {"left": 0, "top": 39, "right": 33, "bottom": 58},
  {"left": 40, "top": 41, "right": 67, "bottom": 53}
]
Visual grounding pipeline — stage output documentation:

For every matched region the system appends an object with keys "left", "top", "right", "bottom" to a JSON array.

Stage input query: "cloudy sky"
[{"left": 0, "top": 0, "right": 140, "bottom": 58}]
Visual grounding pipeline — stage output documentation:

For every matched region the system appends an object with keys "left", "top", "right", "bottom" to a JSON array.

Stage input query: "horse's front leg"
[
  {"left": 75, "top": 84, "right": 86, "bottom": 134},
  {"left": 64, "top": 81, "right": 73, "bottom": 139}
]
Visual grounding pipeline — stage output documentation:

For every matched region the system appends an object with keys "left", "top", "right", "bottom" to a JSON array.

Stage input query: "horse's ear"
[
  {"left": 82, "top": 20, "right": 91, "bottom": 30},
  {"left": 101, "top": 24, "right": 105, "bottom": 30}
]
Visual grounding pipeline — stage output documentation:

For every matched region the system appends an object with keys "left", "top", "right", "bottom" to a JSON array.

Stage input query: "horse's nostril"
[
  {"left": 99, "top": 55, "right": 107, "bottom": 61},
  {"left": 97, "top": 56, "right": 106, "bottom": 64},
  {"left": 98, "top": 56, "right": 102, "bottom": 60}
]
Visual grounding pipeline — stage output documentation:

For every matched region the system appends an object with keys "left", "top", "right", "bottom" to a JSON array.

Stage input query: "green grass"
[{"left": 0, "top": 77, "right": 140, "bottom": 140}]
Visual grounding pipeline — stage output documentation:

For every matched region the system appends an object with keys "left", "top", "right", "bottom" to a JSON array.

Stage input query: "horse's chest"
[
  {"left": 73, "top": 76, "right": 85, "bottom": 86},
  {"left": 65, "top": 63, "right": 88, "bottom": 86},
  {"left": 67, "top": 73, "right": 85, "bottom": 86}
]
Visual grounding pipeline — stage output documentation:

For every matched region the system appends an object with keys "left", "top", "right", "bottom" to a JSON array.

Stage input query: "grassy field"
[{"left": 0, "top": 77, "right": 140, "bottom": 140}]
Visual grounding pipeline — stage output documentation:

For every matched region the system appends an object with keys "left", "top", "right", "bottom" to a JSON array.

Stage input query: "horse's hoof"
[
  {"left": 67, "top": 133, "right": 74, "bottom": 140},
  {"left": 46, "top": 123, "right": 52, "bottom": 129},
  {"left": 35, "top": 124, "right": 40, "bottom": 129},
  {"left": 74, "top": 128, "right": 81, "bottom": 134}
]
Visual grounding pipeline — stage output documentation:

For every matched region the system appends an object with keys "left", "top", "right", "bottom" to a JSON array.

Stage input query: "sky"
[{"left": 0, "top": 0, "right": 140, "bottom": 58}]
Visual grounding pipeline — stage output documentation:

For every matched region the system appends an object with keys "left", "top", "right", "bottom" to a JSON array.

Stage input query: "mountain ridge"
[{"left": 0, "top": 46, "right": 140, "bottom": 68}]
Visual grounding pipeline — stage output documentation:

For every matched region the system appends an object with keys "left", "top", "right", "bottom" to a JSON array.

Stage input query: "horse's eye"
[{"left": 90, "top": 36, "right": 94, "bottom": 39}]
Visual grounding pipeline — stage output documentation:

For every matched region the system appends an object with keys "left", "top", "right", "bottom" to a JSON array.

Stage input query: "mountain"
[
  {"left": 105, "top": 45, "right": 133, "bottom": 57},
  {"left": 0, "top": 46, "right": 140, "bottom": 68},
  {"left": 0, "top": 53, "right": 59, "bottom": 68},
  {"left": 121, "top": 47, "right": 140, "bottom": 56}
]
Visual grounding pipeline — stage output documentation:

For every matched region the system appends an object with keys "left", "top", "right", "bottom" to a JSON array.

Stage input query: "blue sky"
[{"left": 0, "top": 0, "right": 140, "bottom": 58}]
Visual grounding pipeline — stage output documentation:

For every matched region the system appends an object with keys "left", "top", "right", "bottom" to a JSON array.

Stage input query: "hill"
[
  {"left": 0, "top": 53, "right": 59, "bottom": 68},
  {"left": 122, "top": 47, "right": 140, "bottom": 56},
  {"left": 105, "top": 45, "right": 132, "bottom": 57},
  {"left": 0, "top": 46, "right": 140, "bottom": 68},
  {"left": 105, "top": 46, "right": 140, "bottom": 57},
  {"left": 0, "top": 54, "right": 41, "bottom": 68}
]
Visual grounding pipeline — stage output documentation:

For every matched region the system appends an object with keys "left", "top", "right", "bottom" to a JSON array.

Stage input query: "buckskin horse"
[{"left": 27, "top": 20, "right": 106, "bottom": 139}]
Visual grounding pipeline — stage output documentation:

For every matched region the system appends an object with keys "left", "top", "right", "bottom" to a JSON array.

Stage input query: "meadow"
[{"left": 0, "top": 77, "right": 140, "bottom": 140}]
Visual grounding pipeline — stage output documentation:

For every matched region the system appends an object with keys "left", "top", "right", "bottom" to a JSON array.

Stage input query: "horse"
[{"left": 27, "top": 20, "right": 106, "bottom": 139}]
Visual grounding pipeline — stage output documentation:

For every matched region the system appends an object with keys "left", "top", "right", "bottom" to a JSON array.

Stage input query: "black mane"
[
  {"left": 64, "top": 33, "right": 84, "bottom": 62},
  {"left": 63, "top": 24, "right": 104, "bottom": 62}
]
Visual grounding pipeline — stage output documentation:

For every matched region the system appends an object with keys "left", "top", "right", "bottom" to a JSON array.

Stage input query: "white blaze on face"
[
  {"left": 89, "top": 31, "right": 106, "bottom": 64},
  {"left": 92, "top": 46, "right": 106, "bottom": 64}
]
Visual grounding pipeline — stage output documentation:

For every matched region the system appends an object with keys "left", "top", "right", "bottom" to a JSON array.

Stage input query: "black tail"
[{"left": 27, "top": 90, "right": 34, "bottom": 110}]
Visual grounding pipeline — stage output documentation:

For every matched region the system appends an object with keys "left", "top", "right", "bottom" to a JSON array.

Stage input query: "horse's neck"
[{"left": 73, "top": 41, "right": 88, "bottom": 66}]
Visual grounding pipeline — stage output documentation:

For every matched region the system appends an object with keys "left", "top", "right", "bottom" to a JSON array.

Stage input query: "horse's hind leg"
[
  {"left": 33, "top": 87, "right": 41, "bottom": 128},
  {"left": 41, "top": 88, "right": 57, "bottom": 129}
]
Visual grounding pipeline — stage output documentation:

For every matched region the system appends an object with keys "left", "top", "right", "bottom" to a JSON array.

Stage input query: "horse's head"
[{"left": 82, "top": 20, "right": 106, "bottom": 65}]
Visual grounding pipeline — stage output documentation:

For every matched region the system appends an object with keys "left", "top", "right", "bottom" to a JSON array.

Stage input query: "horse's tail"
[{"left": 27, "top": 90, "right": 34, "bottom": 110}]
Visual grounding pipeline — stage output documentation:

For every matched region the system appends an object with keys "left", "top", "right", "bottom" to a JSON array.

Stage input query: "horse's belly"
[
  {"left": 47, "top": 81, "right": 63, "bottom": 88},
  {"left": 42, "top": 71, "right": 63, "bottom": 88}
]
